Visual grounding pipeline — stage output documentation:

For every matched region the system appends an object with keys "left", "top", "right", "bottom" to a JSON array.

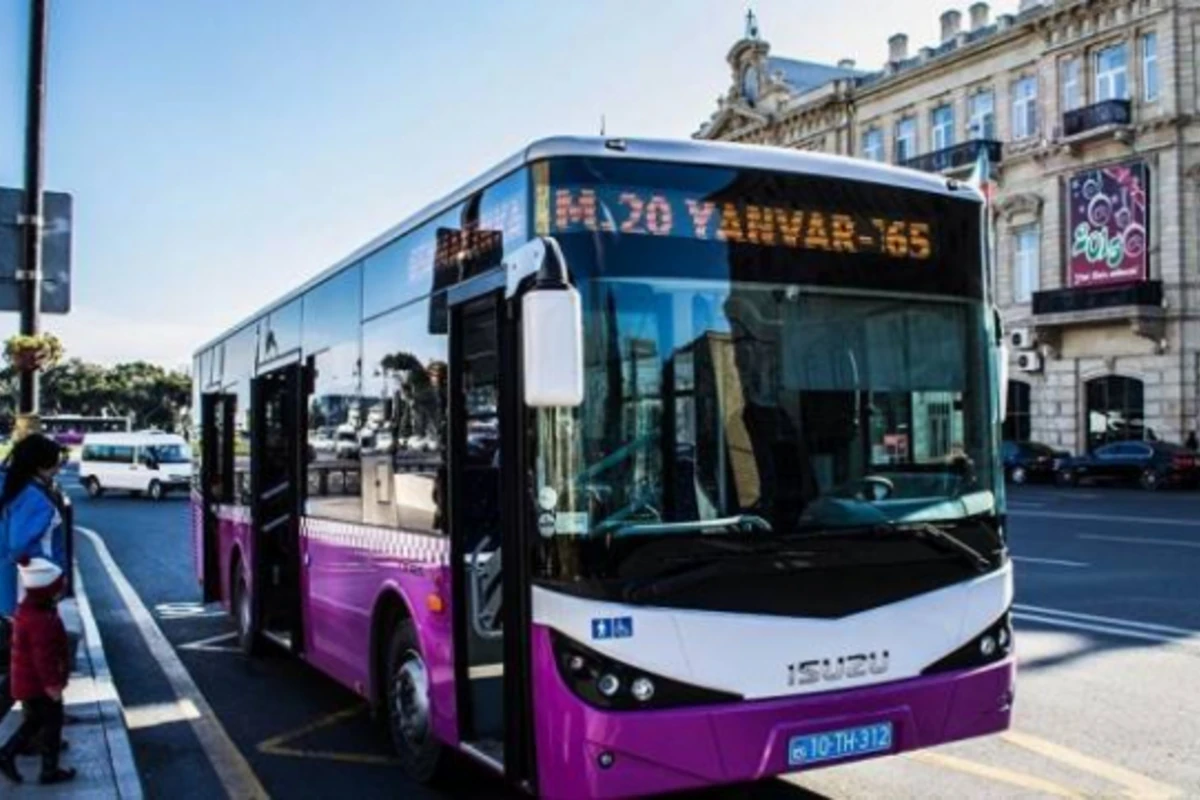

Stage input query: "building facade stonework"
[{"left": 696, "top": 0, "right": 1200, "bottom": 454}]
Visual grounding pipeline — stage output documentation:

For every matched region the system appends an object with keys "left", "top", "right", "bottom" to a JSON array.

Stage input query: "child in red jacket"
[{"left": 0, "top": 557, "right": 74, "bottom": 785}]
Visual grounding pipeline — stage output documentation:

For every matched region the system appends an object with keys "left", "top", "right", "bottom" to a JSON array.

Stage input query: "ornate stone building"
[{"left": 696, "top": 1, "right": 1200, "bottom": 454}]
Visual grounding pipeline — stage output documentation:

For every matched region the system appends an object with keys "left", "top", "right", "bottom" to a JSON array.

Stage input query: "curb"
[{"left": 73, "top": 564, "right": 145, "bottom": 800}]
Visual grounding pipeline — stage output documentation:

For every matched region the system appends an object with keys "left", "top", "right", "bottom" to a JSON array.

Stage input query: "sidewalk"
[{"left": 0, "top": 568, "right": 142, "bottom": 798}]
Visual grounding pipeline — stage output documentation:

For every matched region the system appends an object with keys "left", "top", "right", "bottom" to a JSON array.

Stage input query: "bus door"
[
  {"left": 199, "top": 393, "right": 235, "bottom": 603},
  {"left": 250, "top": 363, "right": 306, "bottom": 653},
  {"left": 450, "top": 290, "right": 533, "bottom": 783}
]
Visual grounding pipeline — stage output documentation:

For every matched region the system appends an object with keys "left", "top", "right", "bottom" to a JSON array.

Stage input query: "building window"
[
  {"left": 1060, "top": 56, "right": 1082, "bottom": 112},
  {"left": 894, "top": 117, "right": 917, "bottom": 163},
  {"left": 1012, "top": 225, "right": 1039, "bottom": 303},
  {"left": 930, "top": 104, "right": 955, "bottom": 151},
  {"left": 1095, "top": 42, "right": 1129, "bottom": 102},
  {"left": 1086, "top": 375, "right": 1147, "bottom": 450},
  {"left": 968, "top": 91, "right": 995, "bottom": 139},
  {"left": 1003, "top": 381, "right": 1032, "bottom": 442},
  {"left": 1142, "top": 32, "right": 1159, "bottom": 101},
  {"left": 1012, "top": 76, "right": 1038, "bottom": 140},
  {"left": 861, "top": 128, "right": 884, "bottom": 161}
]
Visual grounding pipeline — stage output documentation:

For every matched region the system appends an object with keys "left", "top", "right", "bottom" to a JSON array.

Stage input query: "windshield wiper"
[
  {"left": 878, "top": 522, "right": 993, "bottom": 573},
  {"left": 790, "top": 521, "right": 994, "bottom": 573},
  {"left": 594, "top": 514, "right": 773, "bottom": 538},
  {"left": 622, "top": 546, "right": 810, "bottom": 602}
]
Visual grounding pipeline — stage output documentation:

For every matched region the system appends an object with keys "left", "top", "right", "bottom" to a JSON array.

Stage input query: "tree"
[{"left": 0, "top": 359, "right": 193, "bottom": 434}]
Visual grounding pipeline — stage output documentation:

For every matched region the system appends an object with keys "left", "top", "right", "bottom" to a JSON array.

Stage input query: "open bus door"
[
  {"left": 447, "top": 286, "right": 538, "bottom": 790},
  {"left": 199, "top": 393, "right": 235, "bottom": 603},
  {"left": 249, "top": 363, "right": 307, "bottom": 654}
]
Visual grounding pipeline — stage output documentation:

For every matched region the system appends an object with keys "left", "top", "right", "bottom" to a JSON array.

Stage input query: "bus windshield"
[{"left": 531, "top": 158, "right": 1000, "bottom": 612}]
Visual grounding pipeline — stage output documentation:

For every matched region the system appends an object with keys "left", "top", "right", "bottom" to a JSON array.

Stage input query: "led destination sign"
[{"left": 551, "top": 186, "right": 934, "bottom": 262}]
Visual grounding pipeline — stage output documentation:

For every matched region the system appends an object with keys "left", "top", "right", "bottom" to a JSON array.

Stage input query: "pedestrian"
[
  {"left": 0, "top": 433, "right": 67, "bottom": 726},
  {"left": 0, "top": 557, "right": 75, "bottom": 785},
  {"left": 0, "top": 433, "right": 67, "bottom": 616},
  {"left": 1187, "top": 430, "right": 1198, "bottom": 451}
]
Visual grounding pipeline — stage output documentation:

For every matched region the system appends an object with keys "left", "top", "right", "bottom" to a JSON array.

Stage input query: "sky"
[{"left": 0, "top": 0, "right": 1018, "bottom": 370}]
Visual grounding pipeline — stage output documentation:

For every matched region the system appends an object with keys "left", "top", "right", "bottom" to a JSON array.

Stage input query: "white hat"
[{"left": 18, "top": 557, "right": 63, "bottom": 590}]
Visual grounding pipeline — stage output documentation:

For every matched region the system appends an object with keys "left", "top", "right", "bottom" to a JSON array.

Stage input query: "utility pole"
[{"left": 19, "top": 0, "right": 49, "bottom": 421}]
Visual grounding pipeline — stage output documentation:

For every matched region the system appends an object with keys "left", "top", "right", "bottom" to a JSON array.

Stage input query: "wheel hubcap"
[
  {"left": 392, "top": 650, "right": 431, "bottom": 748},
  {"left": 1013, "top": 468, "right": 1026, "bottom": 483}
]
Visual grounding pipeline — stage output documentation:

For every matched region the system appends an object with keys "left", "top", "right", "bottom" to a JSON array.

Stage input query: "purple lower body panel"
[{"left": 530, "top": 625, "right": 1015, "bottom": 800}]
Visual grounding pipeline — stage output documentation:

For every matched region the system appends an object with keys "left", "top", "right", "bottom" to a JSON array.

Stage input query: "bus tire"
[
  {"left": 148, "top": 480, "right": 165, "bottom": 501},
  {"left": 84, "top": 477, "right": 103, "bottom": 498},
  {"left": 233, "top": 570, "right": 261, "bottom": 657},
  {"left": 386, "top": 621, "right": 442, "bottom": 783}
]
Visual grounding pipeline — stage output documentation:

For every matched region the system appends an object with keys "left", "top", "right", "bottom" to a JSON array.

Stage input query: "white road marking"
[
  {"left": 178, "top": 631, "right": 242, "bottom": 653},
  {"left": 1002, "top": 730, "right": 1182, "bottom": 799},
  {"left": 1014, "top": 604, "right": 1200, "bottom": 636},
  {"left": 1009, "top": 510, "right": 1200, "bottom": 528},
  {"left": 1012, "top": 556, "right": 1089, "bottom": 568},
  {"left": 124, "top": 699, "right": 204, "bottom": 731},
  {"left": 77, "top": 527, "right": 270, "bottom": 799},
  {"left": 156, "top": 601, "right": 228, "bottom": 620},
  {"left": 1078, "top": 533, "right": 1200, "bottom": 550},
  {"left": 1014, "top": 613, "right": 1200, "bottom": 651}
]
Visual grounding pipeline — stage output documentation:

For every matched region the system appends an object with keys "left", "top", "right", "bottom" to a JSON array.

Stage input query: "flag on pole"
[
  {"left": 966, "top": 140, "right": 994, "bottom": 203},
  {"left": 967, "top": 141, "right": 998, "bottom": 300}
]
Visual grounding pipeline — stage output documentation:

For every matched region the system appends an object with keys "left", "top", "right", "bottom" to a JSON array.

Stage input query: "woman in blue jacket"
[
  {"left": 0, "top": 434, "right": 66, "bottom": 735},
  {"left": 0, "top": 434, "right": 67, "bottom": 617}
]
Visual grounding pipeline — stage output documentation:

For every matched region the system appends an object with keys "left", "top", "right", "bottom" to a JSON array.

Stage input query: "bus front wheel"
[{"left": 386, "top": 621, "right": 442, "bottom": 783}]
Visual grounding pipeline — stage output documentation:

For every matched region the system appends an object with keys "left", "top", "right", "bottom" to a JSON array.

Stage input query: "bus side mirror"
[{"left": 522, "top": 286, "right": 584, "bottom": 408}]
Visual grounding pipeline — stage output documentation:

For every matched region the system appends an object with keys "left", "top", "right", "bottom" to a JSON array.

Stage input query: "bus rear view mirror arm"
[
  {"left": 514, "top": 237, "right": 584, "bottom": 408},
  {"left": 993, "top": 307, "right": 1009, "bottom": 423}
]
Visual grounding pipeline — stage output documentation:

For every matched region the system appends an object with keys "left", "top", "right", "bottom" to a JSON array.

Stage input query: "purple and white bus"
[{"left": 192, "top": 137, "right": 1014, "bottom": 798}]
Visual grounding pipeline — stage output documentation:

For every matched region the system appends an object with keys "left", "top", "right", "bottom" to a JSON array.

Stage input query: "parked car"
[
  {"left": 1002, "top": 440, "right": 1069, "bottom": 484},
  {"left": 1055, "top": 440, "right": 1199, "bottom": 490}
]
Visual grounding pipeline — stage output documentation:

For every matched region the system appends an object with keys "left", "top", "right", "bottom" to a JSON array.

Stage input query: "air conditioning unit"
[
  {"left": 1009, "top": 327, "right": 1036, "bottom": 350},
  {"left": 1016, "top": 351, "right": 1043, "bottom": 373}
]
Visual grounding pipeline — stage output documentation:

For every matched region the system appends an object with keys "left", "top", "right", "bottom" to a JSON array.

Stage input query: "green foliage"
[
  {"left": 4, "top": 332, "right": 65, "bottom": 370},
  {"left": 0, "top": 358, "right": 193, "bottom": 433}
]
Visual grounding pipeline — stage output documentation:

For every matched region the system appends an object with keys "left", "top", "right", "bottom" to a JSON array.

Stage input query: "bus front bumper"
[{"left": 530, "top": 625, "right": 1015, "bottom": 800}]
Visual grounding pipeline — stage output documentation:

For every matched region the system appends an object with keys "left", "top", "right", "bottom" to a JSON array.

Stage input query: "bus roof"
[{"left": 196, "top": 135, "right": 982, "bottom": 356}]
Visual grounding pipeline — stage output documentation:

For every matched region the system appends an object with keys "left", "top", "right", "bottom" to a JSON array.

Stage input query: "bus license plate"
[{"left": 788, "top": 722, "right": 893, "bottom": 767}]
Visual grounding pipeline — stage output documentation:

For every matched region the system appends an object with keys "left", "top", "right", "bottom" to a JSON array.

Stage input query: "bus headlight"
[
  {"left": 597, "top": 674, "right": 621, "bottom": 698},
  {"left": 921, "top": 609, "right": 1014, "bottom": 676},
  {"left": 550, "top": 630, "right": 740, "bottom": 711},
  {"left": 630, "top": 677, "right": 655, "bottom": 703},
  {"left": 979, "top": 635, "right": 997, "bottom": 658}
]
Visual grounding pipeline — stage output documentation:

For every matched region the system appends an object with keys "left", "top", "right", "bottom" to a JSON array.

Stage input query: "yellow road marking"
[
  {"left": 908, "top": 750, "right": 1086, "bottom": 798},
  {"left": 257, "top": 705, "right": 402, "bottom": 767},
  {"left": 1002, "top": 731, "right": 1182, "bottom": 799}
]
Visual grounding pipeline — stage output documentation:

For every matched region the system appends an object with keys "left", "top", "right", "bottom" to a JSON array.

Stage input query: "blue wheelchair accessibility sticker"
[{"left": 591, "top": 616, "right": 634, "bottom": 640}]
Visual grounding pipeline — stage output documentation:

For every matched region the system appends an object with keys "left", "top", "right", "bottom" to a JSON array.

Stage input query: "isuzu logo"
[{"left": 786, "top": 651, "right": 890, "bottom": 686}]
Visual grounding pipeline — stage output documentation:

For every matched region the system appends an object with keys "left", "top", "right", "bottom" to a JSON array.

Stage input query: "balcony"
[
  {"left": 1061, "top": 99, "right": 1133, "bottom": 148},
  {"left": 902, "top": 139, "right": 1003, "bottom": 174},
  {"left": 1031, "top": 280, "right": 1165, "bottom": 348}
]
